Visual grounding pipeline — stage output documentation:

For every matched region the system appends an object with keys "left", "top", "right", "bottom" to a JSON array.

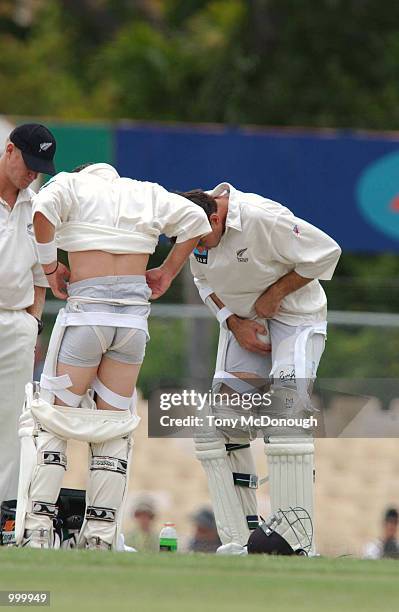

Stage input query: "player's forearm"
[
  {"left": 161, "top": 237, "right": 201, "bottom": 279},
  {"left": 267, "top": 270, "right": 312, "bottom": 300},
  {"left": 26, "top": 285, "right": 46, "bottom": 319}
]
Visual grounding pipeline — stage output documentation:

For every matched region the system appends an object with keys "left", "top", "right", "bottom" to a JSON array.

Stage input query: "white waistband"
[
  {"left": 59, "top": 311, "right": 149, "bottom": 336},
  {"left": 67, "top": 296, "right": 150, "bottom": 307}
]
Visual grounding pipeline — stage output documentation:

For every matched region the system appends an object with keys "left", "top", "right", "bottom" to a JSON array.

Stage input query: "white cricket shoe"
[{"left": 216, "top": 542, "right": 248, "bottom": 555}]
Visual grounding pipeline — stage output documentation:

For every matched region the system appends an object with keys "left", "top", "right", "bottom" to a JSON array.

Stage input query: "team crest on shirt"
[
  {"left": 293, "top": 224, "right": 300, "bottom": 236},
  {"left": 194, "top": 247, "right": 208, "bottom": 264},
  {"left": 26, "top": 223, "right": 34, "bottom": 236},
  {"left": 236, "top": 247, "right": 248, "bottom": 262}
]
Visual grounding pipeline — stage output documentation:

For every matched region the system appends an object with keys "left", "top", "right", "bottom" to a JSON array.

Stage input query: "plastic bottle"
[{"left": 159, "top": 522, "right": 177, "bottom": 552}]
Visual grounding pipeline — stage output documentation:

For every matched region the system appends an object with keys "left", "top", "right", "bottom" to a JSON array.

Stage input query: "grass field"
[{"left": 0, "top": 549, "right": 397, "bottom": 612}]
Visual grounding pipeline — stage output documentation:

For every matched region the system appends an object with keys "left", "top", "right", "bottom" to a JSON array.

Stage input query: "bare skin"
[{"left": 34, "top": 210, "right": 204, "bottom": 410}]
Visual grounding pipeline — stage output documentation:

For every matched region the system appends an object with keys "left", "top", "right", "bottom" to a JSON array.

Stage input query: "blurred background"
[{"left": 3, "top": 0, "right": 399, "bottom": 557}]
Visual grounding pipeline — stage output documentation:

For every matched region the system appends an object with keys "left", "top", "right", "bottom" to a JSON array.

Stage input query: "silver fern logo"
[
  {"left": 39, "top": 142, "right": 53, "bottom": 152},
  {"left": 236, "top": 247, "right": 248, "bottom": 262}
]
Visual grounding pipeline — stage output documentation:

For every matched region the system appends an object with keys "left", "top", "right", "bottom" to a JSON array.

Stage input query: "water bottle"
[{"left": 159, "top": 522, "right": 177, "bottom": 552}]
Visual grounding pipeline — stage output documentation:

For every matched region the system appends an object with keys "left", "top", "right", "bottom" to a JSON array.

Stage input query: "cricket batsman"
[
  {"left": 15, "top": 163, "right": 211, "bottom": 549},
  {"left": 148, "top": 183, "right": 341, "bottom": 555}
]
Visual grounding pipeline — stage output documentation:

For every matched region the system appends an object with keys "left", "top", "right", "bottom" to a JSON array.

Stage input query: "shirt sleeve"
[
  {"left": 189, "top": 254, "right": 214, "bottom": 302},
  {"left": 32, "top": 173, "right": 73, "bottom": 228},
  {"left": 154, "top": 185, "right": 212, "bottom": 243},
  {"left": 269, "top": 211, "right": 342, "bottom": 280}
]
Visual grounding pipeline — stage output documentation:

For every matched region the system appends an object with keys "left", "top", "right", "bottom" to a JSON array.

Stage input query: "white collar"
[
  {"left": 209, "top": 182, "right": 242, "bottom": 232},
  {"left": 80, "top": 163, "right": 120, "bottom": 182}
]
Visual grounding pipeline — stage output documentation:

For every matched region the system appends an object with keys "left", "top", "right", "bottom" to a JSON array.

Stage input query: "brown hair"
[{"left": 177, "top": 190, "right": 217, "bottom": 219}]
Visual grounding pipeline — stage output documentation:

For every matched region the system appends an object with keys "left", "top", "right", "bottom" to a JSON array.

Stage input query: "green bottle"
[{"left": 159, "top": 522, "right": 177, "bottom": 552}]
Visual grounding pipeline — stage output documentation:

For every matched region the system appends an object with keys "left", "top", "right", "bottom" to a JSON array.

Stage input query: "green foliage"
[{"left": 3, "top": 0, "right": 399, "bottom": 128}]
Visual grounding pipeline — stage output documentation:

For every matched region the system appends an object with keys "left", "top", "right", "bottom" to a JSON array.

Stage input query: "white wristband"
[
  {"left": 216, "top": 307, "right": 233, "bottom": 325},
  {"left": 35, "top": 240, "right": 57, "bottom": 264}
]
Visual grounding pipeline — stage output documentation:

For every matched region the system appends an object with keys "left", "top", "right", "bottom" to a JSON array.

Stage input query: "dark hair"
[
  {"left": 385, "top": 508, "right": 399, "bottom": 523},
  {"left": 72, "top": 162, "right": 95, "bottom": 173},
  {"left": 177, "top": 189, "right": 217, "bottom": 219}
]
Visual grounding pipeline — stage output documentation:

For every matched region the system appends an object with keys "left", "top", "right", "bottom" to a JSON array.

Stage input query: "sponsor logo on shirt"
[
  {"left": 236, "top": 247, "right": 248, "bottom": 262},
  {"left": 26, "top": 223, "right": 34, "bottom": 236},
  {"left": 293, "top": 224, "right": 300, "bottom": 236},
  {"left": 194, "top": 247, "right": 208, "bottom": 264}
]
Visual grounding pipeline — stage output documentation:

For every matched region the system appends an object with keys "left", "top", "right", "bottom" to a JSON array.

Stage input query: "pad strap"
[
  {"left": 32, "top": 501, "right": 58, "bottom": 518},
  {"left": 92, "top": 378, "right": 132, "bottom": 411},
  {"left": 213, "top": 371, "right": 259, "bottom": 394},
  {"left": 85, "top": 506, "right": 116, "bottom": 522},
  {"left": 225, "top": 443, "right": 251, "bottom": 453},
  {"left": 40, "top": 374, "right": 83, "bottom": 407},
  {"left": 41, "top": 451, "right": 67, "bottom": 469},
  {"left": 246, "top": 515, "right": 260, "bottom": 530},
  {"left": 233, "top": 472, "right": 259, "bottom": 489},
  {"left": 90, "top": 456, "right": 127, "bottom": 475}
]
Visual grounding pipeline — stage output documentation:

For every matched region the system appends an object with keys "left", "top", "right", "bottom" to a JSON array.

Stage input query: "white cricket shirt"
[
  {"left": 190, "top": 183, "right": 341, "bottom": 326},
  {"left": 0, "top": 188, "right": 48, "bottom": 310},
  {"left": 32, "top": 164, "right": 211, "bottom": 254}
]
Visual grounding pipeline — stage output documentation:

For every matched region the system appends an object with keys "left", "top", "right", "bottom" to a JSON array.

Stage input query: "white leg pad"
[
  {"left": 16, "top": 383, "right": 139, "bottom": 549},
  {"left": 77, "top": 434, "right": 133, "bottom": 549},
  {"left": 16, "top": 416, "right": 67, "bottom": 547},
  {"left": 225, "top": 443, "right": 259, "bottom": 532},
  {"left": 264, "top": 436, "right": 315, "bottom": 552},
  {"left": 194, "top": 437, "right": 250, "bottom": 546}
]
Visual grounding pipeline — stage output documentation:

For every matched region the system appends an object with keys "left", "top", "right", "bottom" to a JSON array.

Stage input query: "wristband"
[
  {"left": 45, "top": 261, "right": 59, "bottom": 275},
  {"left": 216, "top": 306, "right": 233, "bottom": 325},
  {"left": 36, "top": 239, "right": 57, "bottom": 264}
]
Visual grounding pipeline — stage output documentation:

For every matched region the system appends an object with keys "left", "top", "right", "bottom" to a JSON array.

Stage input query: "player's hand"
[
  {"left": 227, "top": 316, "right": 271, "bottom": 355},
  {"left": 255, "top": 286, "right": 283, "bottom": 319},
  {"left": 146, "top": 266, "right": 173, "bottom": 299},
  {"left": 45, "top": 262, "right": 70, "bottom": 300}
]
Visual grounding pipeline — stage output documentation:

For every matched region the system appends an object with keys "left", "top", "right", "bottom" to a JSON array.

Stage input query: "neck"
[
  {"left": 215, "top": 195, "right": 229, "bottom": 232},
  {"left": 0, "top": 158, "right": 19, "bottom": 207}
]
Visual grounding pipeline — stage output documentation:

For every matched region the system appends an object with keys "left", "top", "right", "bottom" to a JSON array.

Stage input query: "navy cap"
[{"left": 9, "top": 123, "right": 56, "bottom": 175}]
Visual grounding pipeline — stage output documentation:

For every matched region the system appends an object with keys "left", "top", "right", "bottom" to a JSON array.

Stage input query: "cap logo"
[{"left": 39, "top": 142, "right": 53, "bottom": 152}]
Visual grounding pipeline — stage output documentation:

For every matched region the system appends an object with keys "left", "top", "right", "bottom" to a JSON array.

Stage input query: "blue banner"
[{"left": 116, "top": 123, "right": 399, "bottom": 252}]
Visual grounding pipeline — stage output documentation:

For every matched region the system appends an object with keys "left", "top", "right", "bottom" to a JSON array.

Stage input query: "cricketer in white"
[
  {"left": 177, "top": 183, "right": 341, "bottom": 555},
  {"left": 0, "top": 123, "right": 57, "bottom": 507},
  {"left": 15, "top": 163, "right": 211, "bottom": 550}
]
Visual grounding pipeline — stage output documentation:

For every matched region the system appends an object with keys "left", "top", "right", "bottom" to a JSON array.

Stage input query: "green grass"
[{"left": 0, "top": 549, "right": 397, "bottom": 612}]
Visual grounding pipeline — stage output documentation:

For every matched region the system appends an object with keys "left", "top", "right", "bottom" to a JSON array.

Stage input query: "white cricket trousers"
[{"left": 0, "top": 309, "right": 37, "bottom": 503}]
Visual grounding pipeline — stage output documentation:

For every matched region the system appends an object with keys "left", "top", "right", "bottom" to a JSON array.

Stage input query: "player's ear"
[
  {"left": 209, "top": 213, "right": 220, "bottom": 227},
  {"left": 5, "top": 142, "right": 14, "bottom": 156}
]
